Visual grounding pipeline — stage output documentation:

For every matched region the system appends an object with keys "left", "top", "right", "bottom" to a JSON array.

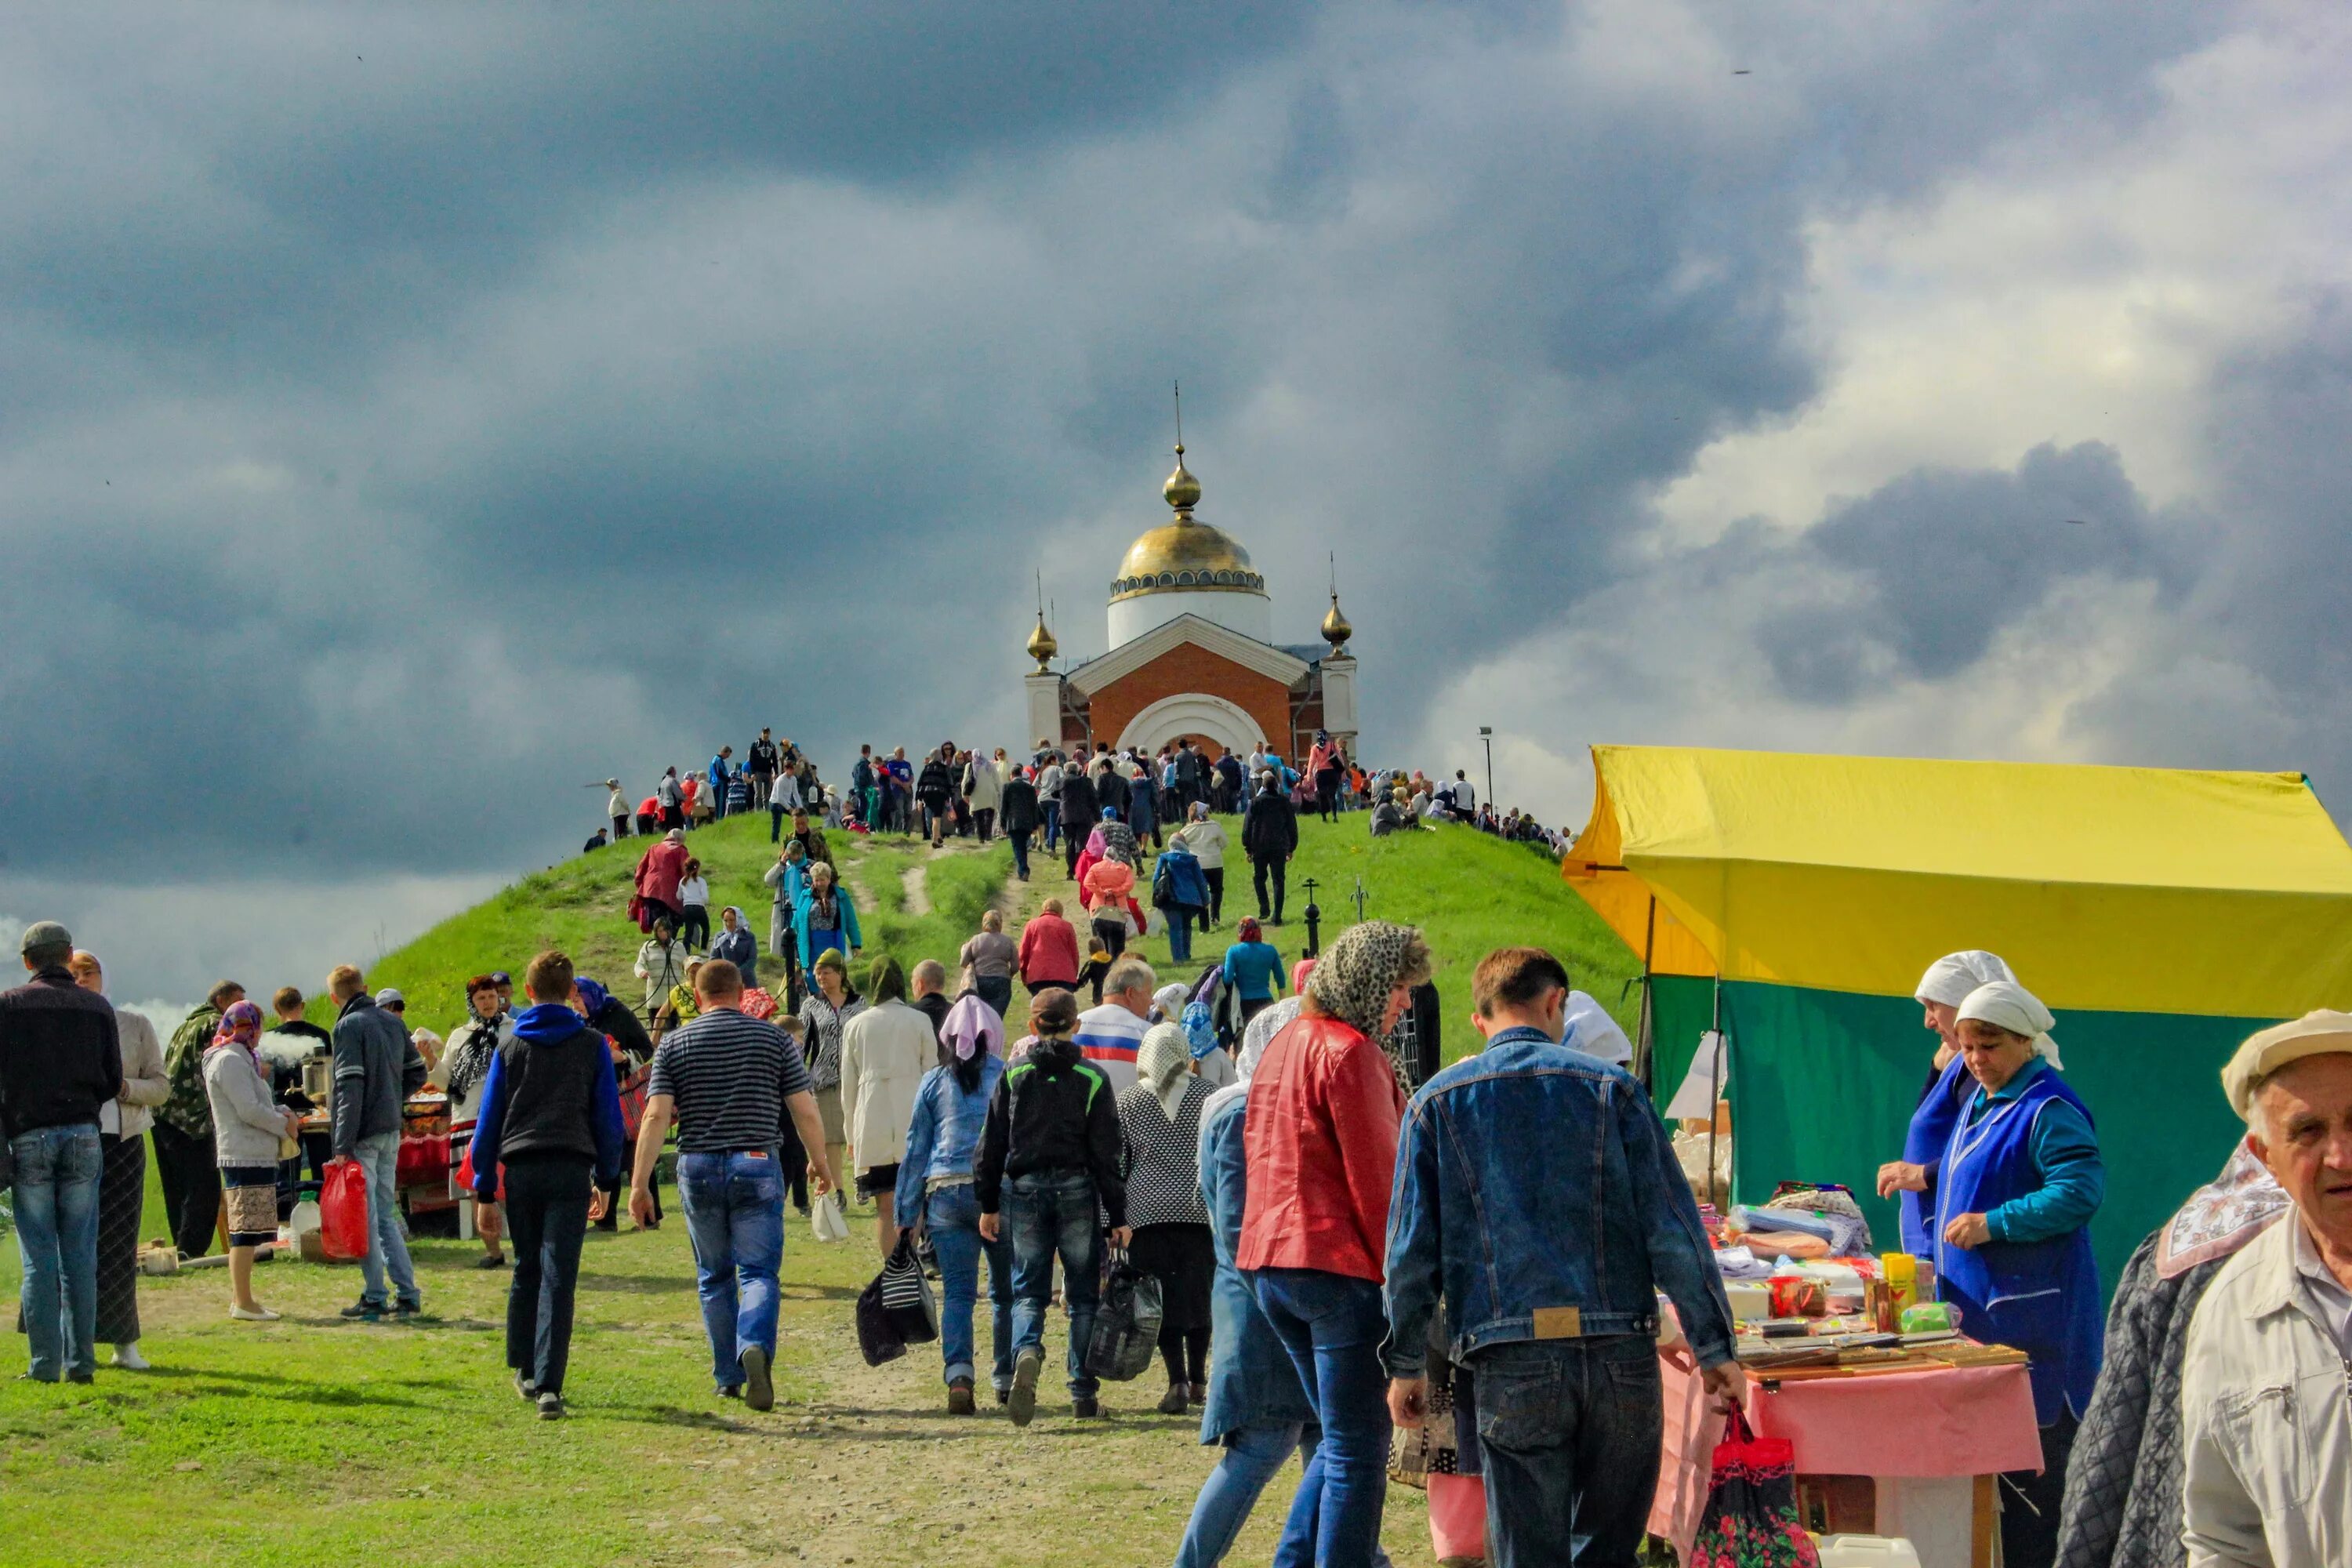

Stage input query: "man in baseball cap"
[
  {"left": 1, "top": 920, "right": 122, "bottom": 1381},
  {"left": 2181, "top": 1011, "right": 2352, "bottom": 1564}
]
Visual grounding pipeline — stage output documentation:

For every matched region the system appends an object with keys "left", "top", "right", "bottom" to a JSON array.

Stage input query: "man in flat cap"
[{"left": 2180, "top": 1011, "right": 2352, "bottom": 1566}]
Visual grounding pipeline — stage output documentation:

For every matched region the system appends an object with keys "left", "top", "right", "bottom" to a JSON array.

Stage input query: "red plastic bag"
[
  {"left": 1689, "top": 1408, "right": 1820, "bottom": 1568},
  {"left": 319, "top": 1157, "right": 370, "bottom": 1262},
  {"left": 1427, "top": 1473, "right": 1487, "bottom": 1564}
]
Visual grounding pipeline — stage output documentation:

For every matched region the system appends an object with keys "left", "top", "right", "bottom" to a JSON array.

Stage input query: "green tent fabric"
[{"left": 1649, "top": 974, "right": 2264, "bottom": 1295}]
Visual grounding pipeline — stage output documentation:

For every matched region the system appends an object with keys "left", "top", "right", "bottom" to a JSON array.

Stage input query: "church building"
[{"left": 1023, "top": 446, "right": 1357, "bottom": 761}]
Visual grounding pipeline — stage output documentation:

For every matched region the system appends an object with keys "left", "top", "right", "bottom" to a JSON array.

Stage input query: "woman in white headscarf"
[
  {"left": 1878, "top": 950, "right": 2019, "bottom": 1255},
  {"left": 1933, "top": 978, "right": 2105, "bottom": 1568},
  {"left": 1116, "top": 1022, "right": 1217, "bottom": 1415}
]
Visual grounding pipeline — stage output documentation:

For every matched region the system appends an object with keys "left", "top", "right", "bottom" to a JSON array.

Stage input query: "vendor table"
[{"left": 1650, "top": 1350, "right": 2038, "bottom": 1567}]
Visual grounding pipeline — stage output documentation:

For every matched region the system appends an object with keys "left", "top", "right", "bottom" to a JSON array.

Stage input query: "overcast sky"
[{"left": 7, "top": 2, "right": 2350, "bottom": 1008}]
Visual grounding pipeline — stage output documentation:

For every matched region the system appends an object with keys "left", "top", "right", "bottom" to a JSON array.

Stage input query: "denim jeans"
[
  {"left": 354, "top": 1129, "right": 419, "bottom": 1307},
  {"left": 677, "top": 1149, "right": 786, "bottom": 1390},
  {"left": 1175, "top": 1420, "right": 1311, "bottom": 1568},
  {"left": 974, "top": 975, "right": 1014, "bottom": 1022},
  {"left": 1247, "top": 1268, "right": 1393, "bottom": 1568},
  {"left": 1008, "top": 827, "right": 1033, "bottom": 879},
  {"left": 1468, "top": 1336, "right": 1664, "bottom": 1568},
  {"left": 927, "top": 1183, "right": 1013, "bottom": 1391},
  {"left": 10, "top": 1123, "right": 103, "bottom": 1381},
  {"left": 503, "top": 1156, "right": 593, "bottom": 1397},
  {"left": 1041, "top": 800, "right": 1061, "bottom": 853},
  {"left": 770, "top": 804, "right": 786, "bottom": 844},
  {"left": 1006, "top": 1171, "right": 1102, "bottom": 1400},
  {"left": 1167, "top": 909, "right": 1195, "bottom": 963}
]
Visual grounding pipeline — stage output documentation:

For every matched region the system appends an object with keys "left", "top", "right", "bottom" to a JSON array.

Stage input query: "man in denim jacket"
[{"left": 1384, "top": 947, "right": 1744, "bottom": 1566}]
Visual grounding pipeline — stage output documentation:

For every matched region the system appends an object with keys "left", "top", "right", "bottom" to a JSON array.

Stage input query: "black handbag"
[
  {"left": 878, "top": 1233, "right": 938, "bottom": 1344},
  {"left": 855, "top": 1272, "right": 906, "bottom": 1367},
  {"left": 1085, "top": 1248, "right": 1163, "bottom": 1381}
]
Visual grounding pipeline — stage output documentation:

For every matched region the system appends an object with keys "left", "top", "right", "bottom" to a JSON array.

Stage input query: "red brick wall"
[{"left": 1088, "top": 644, "right": 1293, "bottom": 760}]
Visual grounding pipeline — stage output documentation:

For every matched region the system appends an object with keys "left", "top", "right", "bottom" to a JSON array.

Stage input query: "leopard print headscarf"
[{"left": 1305, "top": 920, "right": 1430, "bottom": 1038}]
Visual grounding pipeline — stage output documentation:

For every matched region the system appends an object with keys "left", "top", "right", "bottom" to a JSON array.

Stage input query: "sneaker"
[
  {"left": 1156, "top": 1383, "right": 1189, "bottom": 1415},
  {"left": 514, "top": 1370, "right": 538, "bottom": 1402},
  {"left": 995, "top": 1385, "right": 1011, "bottom": 1406},
  {"left": 1008, "top": 1347, "right": 1043, "bottom": 1428},
  {"left": 1072, "top": 1396, "right": 1102, "bottom": 1418},
  {"left": 474, "top": 1254, "right": 509, "bottom": 1270},
  {"left": 947, "top": 1380, "right": 976, "bottom": 1416},
  {"left": 66, "top": 1372, "right": 95, "bottom": 1385},
  {"left": 112, "top": 1344, "right": 151, "bottom": 1371},
  {"left": 717, "top": 1385, "right": 744, "bottom": 1401},
  {"left": 392, "top": 1298, "right": 423, "bottom": 1319},
  {"left": 228, "top": 1305, "right": 281, "bottom": 1322},
  {"left": 740, "top": 1345, "right": 775, "bottom": 1412},
  {"left": 340, "top": 1299, "right": 387, "bottom": 1320},
  {"left": 536, "top": 1392, "right": 565, "bottom": 1421}
]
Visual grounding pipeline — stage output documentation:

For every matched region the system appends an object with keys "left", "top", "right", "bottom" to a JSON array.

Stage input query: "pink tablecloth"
[{"left": 1649, "top": 1353, "right": 2040, "bottom": 1555}]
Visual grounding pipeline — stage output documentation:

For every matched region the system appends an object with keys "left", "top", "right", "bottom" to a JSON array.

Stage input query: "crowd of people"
[{"left": 8, "top": 724, "right": 2347, "bottom": 1568}]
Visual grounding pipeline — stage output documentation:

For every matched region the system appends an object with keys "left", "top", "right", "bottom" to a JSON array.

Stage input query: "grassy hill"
[{"left": 362, "top": 808, "right": 1640, "bottom": 1055}]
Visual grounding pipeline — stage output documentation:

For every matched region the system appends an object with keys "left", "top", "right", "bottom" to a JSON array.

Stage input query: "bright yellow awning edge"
[{"left": 1564, "top": 744, "right": 2352, "bottom": 1018}]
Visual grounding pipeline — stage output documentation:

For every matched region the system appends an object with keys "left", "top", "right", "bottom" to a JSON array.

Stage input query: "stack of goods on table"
[{"left": 1697, "top": 1184, "right": 2027, "bottom": 1382}]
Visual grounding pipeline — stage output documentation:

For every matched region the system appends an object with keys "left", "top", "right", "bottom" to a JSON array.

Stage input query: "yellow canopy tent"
[{"left": 1564, "top": 745, "right": 2352, "bottom": 1284}]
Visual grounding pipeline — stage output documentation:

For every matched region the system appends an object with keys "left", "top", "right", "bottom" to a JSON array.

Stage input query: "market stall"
[{"left": 1563, "top": 743, "right": 2352, "bottom": 1288}]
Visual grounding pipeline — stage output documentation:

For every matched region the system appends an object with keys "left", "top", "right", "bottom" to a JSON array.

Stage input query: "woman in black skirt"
[
  {"left": 73, "top": 952, "right": 169, "bottom": 1369},
  {"left": 1116, "top": 1022, "right": 1218, "bottom": 1414}
]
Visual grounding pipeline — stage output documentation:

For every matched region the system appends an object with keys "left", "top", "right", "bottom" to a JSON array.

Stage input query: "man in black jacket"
[
  {"left": 917, "top": 744, "right": 957, "bottom": 848},
  {"left": 1058, "top": 764, "right": 1098, "bottom": 880},
  {"left": 975, "top": 988, "right": 1131, "bottom": 1425},
  {"left": 999, "top": 766, "right": 1040, "bottom": 881},
  {"left": 1, "top": 921, "right": 122, "bottom": 1384},
  {"left": 746, "top": 730, "right": 779, "bottom": 810},
  {"left": 467, "top": 950, "right": 626, "bottom": 1419},
  {"left": 1243, "top": 772, "right": 1301, "bottom": 924}
]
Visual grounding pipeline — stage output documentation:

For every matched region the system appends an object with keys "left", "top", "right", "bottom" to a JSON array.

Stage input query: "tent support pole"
[
  {"left": 1706, "top": 975, "right": 1724, "bottom": 1211},
  {"left": 1635, "top": 895, "right": 1659, "bottom": 1092}
]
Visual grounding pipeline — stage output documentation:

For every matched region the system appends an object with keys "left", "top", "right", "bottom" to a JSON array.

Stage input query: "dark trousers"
[
  {"left": 150, "top": 1120, "right": 220, "bottom": 1258},
  {"left": 975, "top": 808, "right": 995, "bottom": 843},
  {"left": 1092, "top": 916, "right": 1127, "bottom": 961},
  {"left": 597, "top": 1142, "right": 662, "bottom": 1229},
  {"left": 681, "top": 904, "right": 710, "bottom": 950},
  {"left": 503, "top": 1156, "right": 593, "bottom": 1398},
  {"left": 1316, "top": 780, "right": 1341, "bottom": 822},
  {"left": 612, "top": 813, "right": 630, "bottom": 840},
  {"left": 1160, "top": 1323, "right": 1209, "bottom": 1387},
  {"left": 2001, "top": 1413, "right": 2078, "bottom": 1568},
  {"left": 1202, "top": 867, "right": 1224, "bottom": 925},
  {"left": 1468, "top": 1336, "right": 1662, "bottom": 1568},
  {"left": 1065, "top": 827, "right": 1084, "bottom": 875},
  {"left": 1008, "top": 827, "right": 1033, "bottom": 878},
  {"left": 770, "top": 804, "right": 787, "bottom": 843},
  {"left": 1251, "top": 857, "right": 1286, "bottom": 921}
]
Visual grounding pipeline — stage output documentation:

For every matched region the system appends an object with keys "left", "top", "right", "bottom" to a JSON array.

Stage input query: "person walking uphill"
[
  {"left": 466, "top": 950, "right": 626, "bottom": 1420},
  {"left": 328, "top": 966, "right": 429, "bottom": 1319},
  {"left": 632, "top": 960, "right": 835, "bottom": 1411},
  {"left": 0, "top": 922, "right": 122, "bottom": 1384},
  {"left": 839, "top": 957, "right": 936, "bottom": 1254},
  {"left": 1240, "top": 920, "right": 1431, "bottom": 1566},
  {"left": 1120, "top": 1022, "right": 1218, "bottom": 1414},
  {"left": 975, "top": 988, "right": 1131, "bottom": 1425},
  {"left": 1385, "top": 948, "right": 1744, "bottom": 1568},
  {"left": 632, "top": 828, "right": 690, "bottom": 935},
  {"left": 1243, "top": 771, "right": 1298, "bottom": 925},
  {"left": 895, "top": 998, "right": 1012, "bottom": 1414}
]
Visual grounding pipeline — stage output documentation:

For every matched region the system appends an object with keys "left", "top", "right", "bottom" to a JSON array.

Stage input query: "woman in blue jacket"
[
  {"left": 793, "top": 861, "right": 862, "bottom": 972},
  {"left": 895, "top": 995, "right": 1010, "bottom": 1414}
]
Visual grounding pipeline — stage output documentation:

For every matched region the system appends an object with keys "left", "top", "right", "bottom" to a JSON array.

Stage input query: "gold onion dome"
[
  {"left": 1322, "top": 592, "right": 1353, "bottom": 648},
  {"left": 1025, "top": 612, "right": 1059, "bottom": 670},
  {"left": 1111, "top": 445, "right": 1266, "bottom": 602}
]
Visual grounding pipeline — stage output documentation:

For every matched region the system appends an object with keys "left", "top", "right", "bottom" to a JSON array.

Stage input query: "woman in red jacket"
[
  {"left": 1017, "top": 899, "right": 1083, "bottom": 996},
  {"left": 1238, "top": 920, "right": 1432, "bottom": 1567}
]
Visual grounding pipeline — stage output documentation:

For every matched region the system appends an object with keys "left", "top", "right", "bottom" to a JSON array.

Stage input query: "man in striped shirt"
[
  {"left": 630, "top": 960, "right": 834, "bottom": 1410},
  {"left": 1074, "top": 956, "right": 1156, "bottom": 1093}
]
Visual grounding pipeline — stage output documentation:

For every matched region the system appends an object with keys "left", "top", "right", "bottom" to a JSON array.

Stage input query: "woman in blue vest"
[
  {"left": 1878, "top": 950, "right": 2018, "bottom": 1254},
  {"left": 1936, "top": 979, "right": 2104, "bottom": 1568}
]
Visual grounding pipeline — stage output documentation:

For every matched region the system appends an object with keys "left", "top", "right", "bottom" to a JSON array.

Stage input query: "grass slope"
[{"left": 0, "top": 812, "right": 1642, "bottom": 1566}]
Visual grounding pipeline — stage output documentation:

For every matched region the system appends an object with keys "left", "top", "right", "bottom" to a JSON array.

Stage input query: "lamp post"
[
  {"left": 1479, "top": 726, "right": 1494, "bottom": 812},
  {"left": 1301, "top": 877, "right": 1323, "bottom": 957}
]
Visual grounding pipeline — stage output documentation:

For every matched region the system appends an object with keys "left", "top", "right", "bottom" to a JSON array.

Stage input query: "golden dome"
[
  {"left": 1321, "top": 592, "right": 1353, "bottom": 648},
  {"left": 1111, "top": 445, "right": 1268, "bottom": 603},
  {"left": 1025, "top": 612, "right": 1058, "bottom": 670}
]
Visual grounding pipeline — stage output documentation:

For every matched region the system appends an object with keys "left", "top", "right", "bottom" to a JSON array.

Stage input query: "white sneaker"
[
  {"left": 228, "top": 1305, "right": 281, "bottom": 1322},
  {"left": 112, "top": 1343, "right": 151, "bottom": 1370}
]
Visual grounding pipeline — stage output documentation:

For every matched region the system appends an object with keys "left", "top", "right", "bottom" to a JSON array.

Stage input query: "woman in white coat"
[{"left": 838, "top": 956, "right": 941, "bottom": 1255}]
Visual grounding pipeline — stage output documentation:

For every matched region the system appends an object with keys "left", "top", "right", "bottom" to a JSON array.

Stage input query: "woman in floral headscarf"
[
  {"left": 1119, "top": 1022, "right": 1217, "bottom": 1414},
  {"left": 894, "top": 986, "right": 1011, "bottom": 1414},
  {"left": 200, "top": 1000, "right": 303, "bottom": 1321}
]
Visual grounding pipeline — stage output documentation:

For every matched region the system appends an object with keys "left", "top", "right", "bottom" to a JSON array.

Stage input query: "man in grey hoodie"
[{"left": 328, "top": 964, "right": 427, "bottom": 1319}]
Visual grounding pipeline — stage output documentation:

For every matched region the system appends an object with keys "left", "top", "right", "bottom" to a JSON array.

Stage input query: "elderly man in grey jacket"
[
  {"left": 2181, "top": 1011, "right": 2352, "bottom": 1567},
  {"left": 328, "top": 964, "right": 428, "bottom": 1319}
]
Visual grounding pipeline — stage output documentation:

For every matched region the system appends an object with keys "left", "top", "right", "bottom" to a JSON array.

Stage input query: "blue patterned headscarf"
[{"left": 1181, "top": 1000, "right": 1218, "bottom": 1061}]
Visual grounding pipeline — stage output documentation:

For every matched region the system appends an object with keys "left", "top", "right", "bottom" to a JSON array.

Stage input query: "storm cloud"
[{"left": 3, "top": 0, "right": 2345, "bottom": 1000}]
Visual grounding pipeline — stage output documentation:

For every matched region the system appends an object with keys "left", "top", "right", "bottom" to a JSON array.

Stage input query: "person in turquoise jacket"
[{"left": 793, "top": 860, "right": 862, "bottom": 971}]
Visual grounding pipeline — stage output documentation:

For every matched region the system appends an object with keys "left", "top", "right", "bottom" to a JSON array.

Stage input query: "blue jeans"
[
  {"left": 10, "top": 1123, "right": 103, "bottom": 1381},
  {"left": 677, "top": 1149, "right": 786, "bottom": 1390},
  {"left": 354, "top": 1130, "right": 419, "bottom": 1307},
  {"left": 1468, "top": 1337, "right": 1664, "bottom": 1568},
  {"left": 1175, "top": 1420, "right": 1311, "bottom": 1568},
  {"left": 1006, "top": 1171, "right": 1102, "bottom": 1400},
  {"left": 1248, "top": 1268, "right": 1393, "bottom": 1568},
  {"left": 927, "top": 1184, "right": 1013, "bottom": 1391},
  {"left": 1167, "top": 909, "right": 1196, "bottom": 962},
  {"left": 1041, "top": 800, "right": 1061, "bottom": 852}
]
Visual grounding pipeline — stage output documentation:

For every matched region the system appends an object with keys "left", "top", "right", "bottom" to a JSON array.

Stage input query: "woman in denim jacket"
[{"left": 895, "top": 995, "right": 1011, "bottom": 1414}]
